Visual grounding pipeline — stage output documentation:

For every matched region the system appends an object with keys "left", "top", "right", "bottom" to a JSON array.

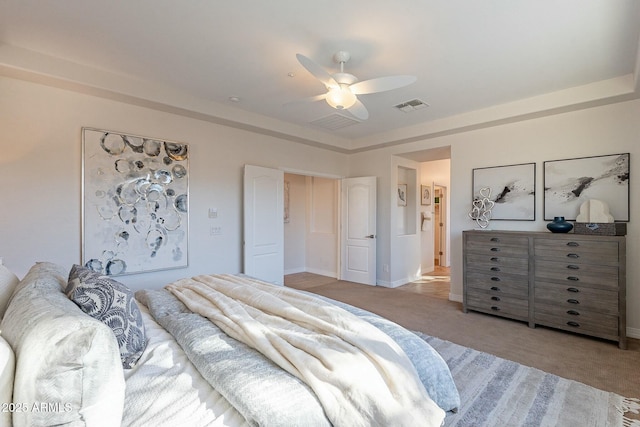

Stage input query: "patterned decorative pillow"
[{"left": 66, "top": 264, "right": 147, "bottom": 368}]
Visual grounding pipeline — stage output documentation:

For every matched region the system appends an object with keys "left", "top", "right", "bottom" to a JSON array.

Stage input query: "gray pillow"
[{"left": 66, "top": 264, "right": 147, "bottom": 369}]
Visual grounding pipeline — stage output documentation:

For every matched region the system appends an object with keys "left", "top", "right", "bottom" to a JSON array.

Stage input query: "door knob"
[{"left": 365, "top": 234, "right": 376, "bottom": 238}]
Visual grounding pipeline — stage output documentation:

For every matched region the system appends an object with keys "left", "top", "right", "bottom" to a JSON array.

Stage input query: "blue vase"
[{"left": 547, "top": 216, "right": 573, "bottom": 233}]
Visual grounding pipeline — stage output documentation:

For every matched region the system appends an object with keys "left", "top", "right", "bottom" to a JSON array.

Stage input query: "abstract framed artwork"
[
  {"left": 82, "top": 128, "right": 189, "bottom": 275},
  {"left": 543, "top": 153, "right": 629, "bottom": 221},
  {"left": 397, "top": 184, "right": 407, "bottom": 206},
  {"left": 472, "top": 162, "right": 536, "bottom": 220},
  {"left": 284, "top": 180, "right": 290, "bottom": 223},
  {"left": 421, "top": 185, "right": 431, "bottom": 206}
]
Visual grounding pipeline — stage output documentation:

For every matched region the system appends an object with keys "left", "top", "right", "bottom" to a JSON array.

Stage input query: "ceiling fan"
[{"left": 294, "top": 51, "right": 417, "bottom": 121}]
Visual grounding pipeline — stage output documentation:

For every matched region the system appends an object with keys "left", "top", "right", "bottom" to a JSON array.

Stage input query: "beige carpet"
[{"left": 285, "top": 272, "right": 640, "bottom": 402}]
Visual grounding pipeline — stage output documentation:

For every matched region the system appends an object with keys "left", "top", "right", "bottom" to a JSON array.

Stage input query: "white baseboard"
[
  {"left": 305, "top": 267, "right": 336, "bottom": 278},
  {"left": 377, "top": 275, "right": 420, "bottom": 288},
  {"left": 285, "top": 267, "right": 337, "bottom": 278},
  {"left": 449, "top": 293, "right": 463, "bottom": 303},
  {"left": 376, "top": 280, "right": 403, "bottom": 288},
  {"left": 626, "top": 326, "right": 640, "bottom": 340}
]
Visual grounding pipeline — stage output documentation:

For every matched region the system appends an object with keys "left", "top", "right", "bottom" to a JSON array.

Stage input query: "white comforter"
[
  {"left": 122, "top": 305, "right": 248, "bottom": 427},
  {"left": 166, "top": 274, "right": 446, "bottom": 427}
]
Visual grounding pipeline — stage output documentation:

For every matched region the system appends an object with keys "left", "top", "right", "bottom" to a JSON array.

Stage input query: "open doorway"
[
  {"left": 395, "top": 147, "right": 451, "bottom": 296},
  {"left": 433, "top": 184, "right": 447, "bottom": 267},
  {"left": 283, "top": 173, "right": 340, "bottom": 279},
  {"left": 418, "top": 159, "right": 450, "bottom": 272}
]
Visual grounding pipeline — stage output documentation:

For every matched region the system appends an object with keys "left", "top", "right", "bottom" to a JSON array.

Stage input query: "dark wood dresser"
[{"left": 463, "top": 230, "right": 627, "bottom": 349}]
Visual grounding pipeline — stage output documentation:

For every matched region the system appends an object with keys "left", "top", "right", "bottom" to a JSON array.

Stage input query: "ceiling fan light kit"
[
  {"left": 326, "top": 86, "right": 357, "bottom": 109},
  {"left": 295, "top": 51, "right": 417, "bottom": 121}
]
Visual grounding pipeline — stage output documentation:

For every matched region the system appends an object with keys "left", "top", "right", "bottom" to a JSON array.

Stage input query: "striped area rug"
[{"left": 420, "top": 334, "right": 640, "bottom": 427}]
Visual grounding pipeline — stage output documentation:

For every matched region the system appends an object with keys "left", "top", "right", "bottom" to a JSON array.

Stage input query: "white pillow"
[
  {"left": 1, "top": 262, "right": 125, "bottom": 427},
  {"left": 0, "top": 264, "right": 19, "bottom": 319},
  {"left": 0, "top": 336, "right": 14, "bottom": 427}
]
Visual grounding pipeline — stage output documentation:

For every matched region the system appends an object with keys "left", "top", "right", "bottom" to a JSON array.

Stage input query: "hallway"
[
  {"left": 400, "top": 266, "right": 450, "bottom": 299},
  {"left": 284, "top": 266, "right": 450, "bottom": 299}
]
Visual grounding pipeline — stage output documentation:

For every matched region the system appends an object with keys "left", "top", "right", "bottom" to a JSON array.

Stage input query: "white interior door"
[
  {"left": 340, "top": 177, "right": 377, "bottom": 285},
  {"left": 243, "top": 165, "right": 284, "bottom": 285}
]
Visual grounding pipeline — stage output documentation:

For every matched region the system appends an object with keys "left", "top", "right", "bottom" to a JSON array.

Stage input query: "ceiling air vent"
[
  {"left": 310, "top": 113, "right": 361, "bottom": 131},
  {"left": 394, "top": 99, "right": 429, "bottom": 112}
]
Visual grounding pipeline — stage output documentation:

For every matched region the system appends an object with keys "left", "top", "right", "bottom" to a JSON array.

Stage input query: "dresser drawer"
[
  {"left": 466, "top": 253, "right": 528, "bottom": 275},
  {"left": 466, "top": 292, "right": 529, "bottom": 319},
  {"left": 535, "top": 260, "right": 618, "bottom": 289},
  {"left": 534, "top": 281, "right": 618, "bottom": 315},
  {"left": 534, "top": 238, "right": 619, "bottom": 265},
  {"left": 465, "top": 234, "right": 529, "bottom": 257},
  {"left": 466, "top": 271, "right": 528, "bottom": 297},
  {"left": 534, "top": 304, "right": 618, "bottom": 338}
]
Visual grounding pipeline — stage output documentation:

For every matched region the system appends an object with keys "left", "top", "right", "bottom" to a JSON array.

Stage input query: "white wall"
[
  {"left": 305, "top": 176, "right": 339, "bottom": 278},
  {"left": 383, "top": 156, "right": 421, "bottom": 287},
  {"left": 2, "top": 74, "right": 639, "bottom": 338},
  {"left": 350, "top": 99, "right": 640, "bottom": 338},
  {"left": 0, "top": 76, "right": 349, "bottom": 289}
]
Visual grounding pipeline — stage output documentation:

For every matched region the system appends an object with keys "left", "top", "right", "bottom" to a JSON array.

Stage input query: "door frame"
[
  {"left": 244, "top": 166, "right": 379, "bottom": 285},
  {"left": 277, "top": 167, "right": 378, "bottom": 286},
  {"left": 281, "top": 168, "right": 343, "bottom": 280}
]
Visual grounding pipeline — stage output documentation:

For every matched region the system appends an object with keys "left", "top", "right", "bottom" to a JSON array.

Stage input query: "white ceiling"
[{"left": 1, "top": 1, "right": 639, "bottom": 152}]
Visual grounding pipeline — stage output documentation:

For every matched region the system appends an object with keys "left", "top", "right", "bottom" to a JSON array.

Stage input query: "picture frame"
[
  {"left": 543, "top": 153, "right": 629, "bottom": 221},
  {"left": 82, "top": 128, "right": 189, "bottom": 276},
  {"left": 421, "top": 185, "right": 431, "bottom": 206},
  {"left": 472, "top": 162, "right": 536, "bottom": 220},
  {"left": 284, "top": 180, "right": 290, "bottom": 223},
  {"left": 397, "top": 184, "right": 407, "bottom": 206}
]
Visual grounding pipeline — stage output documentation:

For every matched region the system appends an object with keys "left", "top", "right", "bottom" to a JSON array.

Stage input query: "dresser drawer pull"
[
  {"left": 490, "top": 286, "right": 501, "bottom": 291},
  {"left": 567, "top": 253, "right": 580, "bottom": 259},
  {"left": 490, "top": 267, "right": 501, "bottom": 272},
  {"left": 567, "top": 242, "right": 579, "bottom": 247},
  {"left": 491, "top": 296, "right": 501, "bottom": 301},
  {"left": 567, "top": 287, "right": 580, "bottom": 293},
  {"left": 567, "top": 310, "right": 580, "bottom": 316},
  {"left": 567, "top": 299, "right": 580, "bottom": 305},
  {"left": 567, "top": 265, "right": 580, "bottom": 270},
  {"left": 490, "top": 237, "right": 500, "bottom": 242},
  {"left": 567, "top": 321, "right": 580, "bottom": 328},
  {"left": 491, "top": 306, "right": 501, "bottom": 311},
  {"left": 567, "top": 276, "right": 580, "bottom": 281},
  {"left": 490, "top": 277, "right": 501, "bottom": 282},
  {"left": 490, "top": 257, "right": 500, "bottom": 262},
  {"left": 490, "top": 247, "right": 500, "bottom": 252}
]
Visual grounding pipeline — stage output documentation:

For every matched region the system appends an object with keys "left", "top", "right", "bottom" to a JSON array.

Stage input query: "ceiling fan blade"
[
  {"left": 296, "top": 53, "right": 339, "bottom": 88},
  {"left": 350, "top": 75, "right": 417, "bottom": 95},
  {"left": 283, "top": 93, "right": 327, "bottom": 106},
  {"left": 347, "top": 98, "right": 369, "bottom": 120}
]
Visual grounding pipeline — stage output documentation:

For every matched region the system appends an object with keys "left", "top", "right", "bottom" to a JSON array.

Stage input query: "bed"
[{"left": 0, "top": 262, "right": 460, "bottom": 427}]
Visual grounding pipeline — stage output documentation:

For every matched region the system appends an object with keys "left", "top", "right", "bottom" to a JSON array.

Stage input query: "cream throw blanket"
[{"left": 166, "top": 274, "right": 445, "bottom": 427}]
